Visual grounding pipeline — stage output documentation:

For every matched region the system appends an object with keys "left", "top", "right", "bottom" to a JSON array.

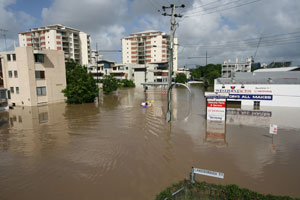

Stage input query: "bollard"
[{"left": 190, "top": 167, "right": 195, "bottom": 183}]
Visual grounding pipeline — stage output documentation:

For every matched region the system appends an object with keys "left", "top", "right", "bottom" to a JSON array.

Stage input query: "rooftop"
[
  {"left": 19, "top": 24, "right": 82, "bottom": 34},
  {"left": 254, "top": 66, "right": 300, "bottom": 72}
]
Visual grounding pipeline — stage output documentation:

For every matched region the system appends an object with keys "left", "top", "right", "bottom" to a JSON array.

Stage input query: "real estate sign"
[{"left": 207, "top": 99, "right": 226, "bottom": 121}]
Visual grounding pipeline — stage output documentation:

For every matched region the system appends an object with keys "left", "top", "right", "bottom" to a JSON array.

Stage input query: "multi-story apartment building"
[
  {"left": 122, "top": 30, "right": 178, "bottom": 72},
  {"left": 222, "top": 57, "right": 253, "bottom": 78},
  {"left": 88, "top": 60, "right": 133, "bottom": 81},
  {"left": 0, "top": 47, "right": 66, "bottom": 107},
  {"left": 19, "top": 24, "right": 91, "bottom": 65}
]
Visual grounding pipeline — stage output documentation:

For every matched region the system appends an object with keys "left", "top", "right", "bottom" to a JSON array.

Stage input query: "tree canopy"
[
  {"left": 190, "top": 64, "right": 221, "bottom": 89},
  {"left": 175, "top": 73, "right": 188, "bottom": 84},
  {"left": 62, "top": 60, "right": 99, "bottom": 104},
  {"left": 102, "top": 75, "right": 120, "bottom": 94}
]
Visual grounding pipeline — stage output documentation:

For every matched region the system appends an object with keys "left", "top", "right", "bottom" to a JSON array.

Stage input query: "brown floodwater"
[{"left": 0, "top": 85, "right": 300, "bottom": 200}]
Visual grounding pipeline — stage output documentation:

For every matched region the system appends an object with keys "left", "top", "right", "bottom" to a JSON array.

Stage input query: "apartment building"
[
  {"left": 0, "top": 47, "right": 66, "bottom": 107},
  {"left": 122, "top": 30, "right": 178, "bottom": 72},
  {"left": 88, "top": 60, "right": 133, "bottom": 81},
  {"left": 19, "top": 24, "right": 91, "bottom": 65},
  {"left": 222, "top": 57, "right": 253, "bottom": 78}
]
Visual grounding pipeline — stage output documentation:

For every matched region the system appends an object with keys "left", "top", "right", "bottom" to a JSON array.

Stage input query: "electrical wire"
[{"left": 183, "top": 0, "right": 263, "bottom": 18}]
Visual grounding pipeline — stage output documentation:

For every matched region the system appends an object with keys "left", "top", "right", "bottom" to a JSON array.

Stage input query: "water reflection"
[
  {"left": 204, "top": 120, "right": 227, "bottom": 147},
  {"left": 0, "top": 87, "right": 300, "bottom": 200},
  {"left": 0, "top": 103, "right": 70, "bottom": 155}
]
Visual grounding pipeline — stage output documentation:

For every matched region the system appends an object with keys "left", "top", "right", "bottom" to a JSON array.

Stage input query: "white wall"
[
  {"left": 214, "top": 83, "right": 300, "bottom": 107},
  {"left": 79, "top": 32, "right": 89, "bottom": 66}
]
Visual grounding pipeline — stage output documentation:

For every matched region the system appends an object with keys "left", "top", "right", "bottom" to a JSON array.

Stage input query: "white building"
[
  {"left": 214, "top": 66, "right": 300, "bottom": 108},
  {"left": 222, "top": 57, "right": 253, "bottom": 78},
  {"left": 19, "top": 24, "right": 91, "bottom": 65},
  {"left": 177, "top": 67, "right": 191, "bottom": 80},
  {"left": 121, "top": 30, "right": 178, "bottom": 72},
  {"left": 88, "top": 60, "right": 134, "bottom": 81},
  {"left": 0, "top": 47, "right": 67, "bottom": 107}
]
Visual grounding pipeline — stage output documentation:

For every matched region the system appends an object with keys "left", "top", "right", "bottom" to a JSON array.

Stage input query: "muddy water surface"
[{"left": 0, "top": 86, "right": 300, "bottom": 200}]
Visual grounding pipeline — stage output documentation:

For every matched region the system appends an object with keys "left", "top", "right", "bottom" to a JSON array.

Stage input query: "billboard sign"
[{"left": 207, "top": 99, "right": 226, "bottom": 121}]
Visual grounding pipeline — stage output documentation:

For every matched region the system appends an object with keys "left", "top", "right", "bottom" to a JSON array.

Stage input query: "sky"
[{"left": 1, "top": 0, "right": 300, "bottom": 67}]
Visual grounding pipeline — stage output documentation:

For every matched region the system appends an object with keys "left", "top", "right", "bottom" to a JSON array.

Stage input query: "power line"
[
  {"left": 185, "top": 0, "right": 245, "bottom": 16},
  {"left": 184, "top": 0, "right": 263, "bottom": 18},
  {"left": 180, "top": 31, "right": 300, "bottom": 48}
]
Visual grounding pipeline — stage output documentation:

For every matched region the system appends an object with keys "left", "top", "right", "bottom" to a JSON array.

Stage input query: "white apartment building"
[
  {"left": 19, "top": 24, "right": 91, "bottom": 65},
  {"left": 0, "top": 47, "right": 67, "bottom": 107},
  {"left": 222, "top": 57, "right": 253, "bottom": 78},
  {"left": 88, "top": 60, "right": 133, "bottom": 81},
  {"left": 122, "top": 30, "right": 178, "bottom": 72}
]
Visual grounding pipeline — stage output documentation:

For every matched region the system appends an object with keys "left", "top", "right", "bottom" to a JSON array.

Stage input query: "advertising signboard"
[{"left": 207, "top": 99, "right": 226, "bottom": 121}]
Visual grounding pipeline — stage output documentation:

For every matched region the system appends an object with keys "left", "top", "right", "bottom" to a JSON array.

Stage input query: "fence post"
[{"left": 190, "top": 167, "right": 195, "bottom": 183}]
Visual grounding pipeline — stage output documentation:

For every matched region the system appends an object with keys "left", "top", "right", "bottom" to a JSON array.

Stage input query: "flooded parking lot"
[{"left": 0, "top": 85, "right": 300, "bottom": 200}]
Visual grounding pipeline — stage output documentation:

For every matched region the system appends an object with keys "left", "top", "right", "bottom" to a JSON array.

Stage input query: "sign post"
[
  {"left": 190, "top": 167, "right": 224, "bottom": 183},
  {"left": 205, "top": 92, "right": 229, "bottom": 121}
]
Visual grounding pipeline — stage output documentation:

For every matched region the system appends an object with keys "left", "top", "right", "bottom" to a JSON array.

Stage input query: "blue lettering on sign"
[{"left": 229, "top": 94, "right": 273, "bottom": 100}]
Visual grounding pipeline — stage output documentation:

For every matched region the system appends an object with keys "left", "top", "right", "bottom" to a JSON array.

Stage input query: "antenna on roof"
[{"left": 0, "top": 29, "right": 8, "bottom": 51}]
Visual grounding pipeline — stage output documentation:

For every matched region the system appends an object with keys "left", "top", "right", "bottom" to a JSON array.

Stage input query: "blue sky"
[{"left": 1, "top": 0, "right": 300, "bottom": 66}]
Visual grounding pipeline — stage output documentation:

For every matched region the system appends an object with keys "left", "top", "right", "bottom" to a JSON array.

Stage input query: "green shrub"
[
  {"left": 102, "top": 75, "right": 120, "bottom": 94},
  {"left": 120, "top": 79, "right": 135, "bottom": 87},
  {"left": 62, "top": 60, "right": 99, "bottom": 104}
]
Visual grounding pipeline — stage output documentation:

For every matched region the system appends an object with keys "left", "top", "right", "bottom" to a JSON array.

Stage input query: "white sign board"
[
  {"left": 193, "top": 168, "right": 224, "bottom": 179},
  {"left": 207, "top": 99, "right": 226, "bottom": 121},
  {"left": 269, "top": 124, "right": 278, "bottom": 135}
]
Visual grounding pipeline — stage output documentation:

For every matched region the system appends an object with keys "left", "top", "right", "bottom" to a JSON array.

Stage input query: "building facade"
[
  {"left": 214, "top": 67, "right": 300, "bottom": 108},
  {"left": 0, "top": 47, "right": 66, "bottom": 107},
  {"left": 121, "top": 30, "right": 178, "bottom": 72},
  {"left": 88, "top": 60, "right": 133, "bottom": 81},
  {"left": 222, "top": 57, "right": 253, "bottom": 78},
  {"left": 19, "top": 24, "right": 91, "bottom": 65}
]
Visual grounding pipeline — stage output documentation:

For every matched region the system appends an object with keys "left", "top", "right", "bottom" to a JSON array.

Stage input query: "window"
[
  {"left": 126, "top": 67, "right": 128, "bottom": 70},
  {"left": 36, "top": 86, "right": 46, "bottom": 96},
  {"left": 7, "top": 54, "right": 11, "bottom": 61},
  {"left": 8, "top": 71, "right": 12, "bottom": 78},
  {"left": 14, "top": 71, "right": 18, "bottom": 78},
  {"left": 254, "top": 101, "right": 260, "bottom": 110},
  {"left": 34, "top": 54, "right": 44, "bottom": 63},
  {"left": 39, "top": 112, "right": 48, "bottom": 123},
  {"left": 35, "top": 71, "right": 45, "bottom": 79},
  {"left": 12, "top": 54, "right": 16, "bottom": 61},
  {"left": 10, "top": 87, "right": 14, "bottom": 93},
  {"left": 16, "top": 87, "right": 19, "bottom": 94}
]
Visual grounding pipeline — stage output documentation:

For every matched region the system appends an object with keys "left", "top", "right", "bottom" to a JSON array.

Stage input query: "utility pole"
[
  {"left": 96, "top": 43, "right": 99, "bottom": 102},
  {"left": 144, "top": 39, "right": 147, "bottom": 92},
  {"left": 0, "top": 29, "right": 8, "bottom": 51},
  {"left": 188, "top": 53, "right": 211, "bottom": 67},
  {"left": 162, "top": 4, "right": 184, "bottom": 123}
]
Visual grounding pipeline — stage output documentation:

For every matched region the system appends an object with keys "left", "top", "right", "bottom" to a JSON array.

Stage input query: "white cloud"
[
  {"left": 36, "top": 0, "right": 300, "bottom": 65},
  {"left": 0, "top": 0, "right": 36, "bottom": 51},
  {"left": 175, "top": 0, "right": 300, "bottom": 66}
]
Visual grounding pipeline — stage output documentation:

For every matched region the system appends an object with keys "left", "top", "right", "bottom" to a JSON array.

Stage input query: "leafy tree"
[
  {"left": 62, "top": 60, "right": 99, "bottom": 104},
  {"left": 190, "top": 64, "right": 221, "bottom": 90},
  {"left": 120, "top": 79, "right": 135, "bottom": 87},
  {"left": 102, "top": 75, "right": 120, "bottom": 94},
  {"left": 175, "top": 73, "right": 188, "bottom": 83}
]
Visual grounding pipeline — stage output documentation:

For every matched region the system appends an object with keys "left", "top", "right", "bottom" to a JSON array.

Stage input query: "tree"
[
  {"left": 175, "top": 73, "right": 188, "bottom": 83},
  {"left": 102, "top": 75, "right": 120, "bottom": 94},
  {"left": 62, "top": 60, "right": 99, "bottom": 104},
  {"left": 120, "top": 79, "right": 135, "bottom": 87},
  {"left": 190, "top": 64, "right": 221, "bottom": 89}
]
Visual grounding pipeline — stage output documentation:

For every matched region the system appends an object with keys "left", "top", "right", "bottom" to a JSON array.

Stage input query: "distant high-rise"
[
  {"left": 121, "top": 30, "right": 178, "bottom": 71},
  {"left": 19, "top": 24, "right": 91, "bottom": 65}
]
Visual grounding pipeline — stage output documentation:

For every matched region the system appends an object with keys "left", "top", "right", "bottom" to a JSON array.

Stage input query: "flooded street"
[{"left": 0, "top": 85, "right": 300, "bottom": 200}]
